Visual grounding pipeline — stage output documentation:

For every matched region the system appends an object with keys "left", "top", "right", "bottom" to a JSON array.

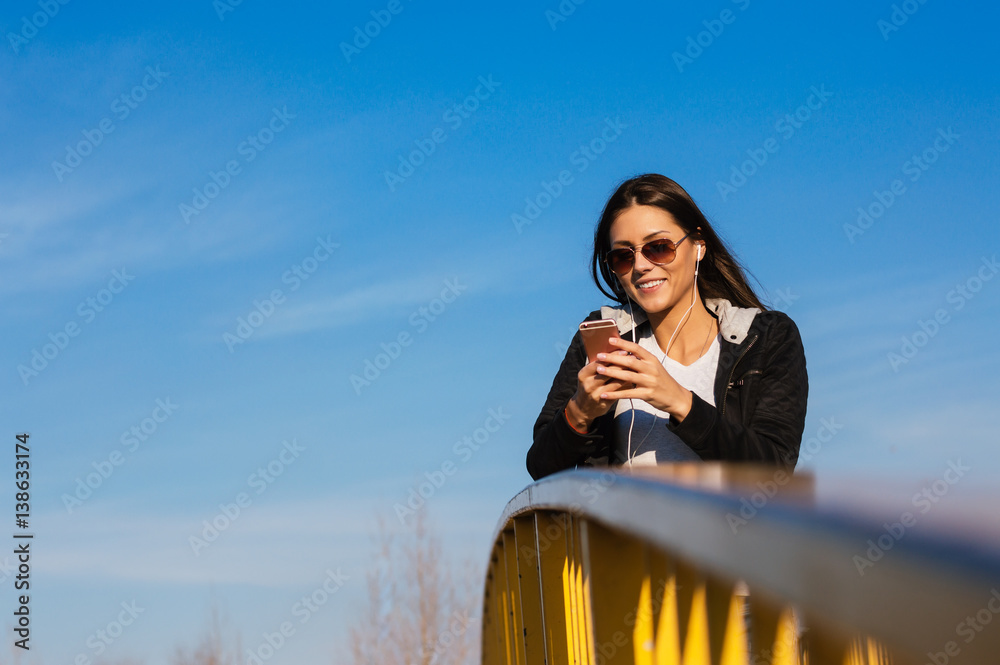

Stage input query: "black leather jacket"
[{"left": 526, "top": 299, "right": 809, "bottom": 480}]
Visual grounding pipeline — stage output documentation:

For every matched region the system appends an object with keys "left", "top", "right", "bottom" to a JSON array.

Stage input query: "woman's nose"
[{"left": 631, "top": 250, "right": 656, "bottom": 273}]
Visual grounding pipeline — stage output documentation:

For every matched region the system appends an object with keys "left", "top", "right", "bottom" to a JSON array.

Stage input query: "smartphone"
[{"left": 579, "top": 319, "right": 620, "bottom": 363}]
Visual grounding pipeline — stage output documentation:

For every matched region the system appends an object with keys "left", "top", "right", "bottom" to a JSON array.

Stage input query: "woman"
[{"left": 526, "top": 174, "right": 808, "bottom": 481}]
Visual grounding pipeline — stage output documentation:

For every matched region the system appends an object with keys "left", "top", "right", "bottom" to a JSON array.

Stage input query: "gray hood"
[{"left": 599, "top": 298, "right": 760, "bottom": 345}]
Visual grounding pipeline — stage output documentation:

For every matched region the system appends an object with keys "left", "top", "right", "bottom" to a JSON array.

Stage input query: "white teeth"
[{"left": 638, "top": 279, "right": 664, "bottom": 290}]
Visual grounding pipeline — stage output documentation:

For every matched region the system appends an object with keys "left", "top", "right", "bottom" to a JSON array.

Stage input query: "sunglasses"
[{"left": 605, "top": 231, "right": 693, "bottom": 276}]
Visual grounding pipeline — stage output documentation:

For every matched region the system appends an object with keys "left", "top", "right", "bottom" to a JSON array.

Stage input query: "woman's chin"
[
  {"left": 632, "top": 285, "right": 680, "bottom": 314},
  {"left": 631, "top": 289, "right": 676, "bottom": 314}
]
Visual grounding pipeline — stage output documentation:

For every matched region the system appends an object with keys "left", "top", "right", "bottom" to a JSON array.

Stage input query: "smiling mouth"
[{"left": 636, "top": 279, "right": 665, "bottom": 291}]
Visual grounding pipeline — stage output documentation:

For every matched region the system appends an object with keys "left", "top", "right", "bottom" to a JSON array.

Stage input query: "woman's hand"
[
  {"left": 592, "top": 337, "right": 694, "bottom": 421},
  {"left": 566, "top": 351, "right": 631, "bottom": 431}
]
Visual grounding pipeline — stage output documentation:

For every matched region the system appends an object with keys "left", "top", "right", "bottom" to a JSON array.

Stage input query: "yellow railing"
[{"left": 481, "top": 463, "right": 1000, "bottom": 664}]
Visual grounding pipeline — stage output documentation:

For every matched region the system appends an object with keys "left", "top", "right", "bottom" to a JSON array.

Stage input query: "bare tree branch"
[{"left": 346, "top": 510, "right": 480, "bottom": 665}]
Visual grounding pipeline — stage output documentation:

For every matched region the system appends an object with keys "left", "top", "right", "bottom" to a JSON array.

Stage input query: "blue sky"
[{"left": 2, "top": 0, "right": 999, "bottom": 663}]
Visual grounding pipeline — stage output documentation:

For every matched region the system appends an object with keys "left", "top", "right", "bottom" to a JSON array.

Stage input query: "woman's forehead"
[{"left": 610, "top": 205, "right": 682, "bottom": 241}]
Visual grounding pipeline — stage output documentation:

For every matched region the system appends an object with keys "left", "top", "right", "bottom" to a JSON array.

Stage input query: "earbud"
[{"left": 697, "top": 245, "right": 702, "bottom": 260}]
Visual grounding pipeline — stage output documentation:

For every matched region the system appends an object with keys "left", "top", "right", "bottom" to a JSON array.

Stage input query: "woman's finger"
[
  {"left": 598, "top": 385, "right": 642, "bottom": 401},
  {"left": 606, "top": 336, "right": 656, "bottom": 361},
  {"left": 584, "top": 375, "right": 626, "bottom": 395},
  {"left": 594, "top": 363, "right": 640, "bottom": 383},
  {"left": 595, "top": 352, "right": 644, "bottom": 371}
]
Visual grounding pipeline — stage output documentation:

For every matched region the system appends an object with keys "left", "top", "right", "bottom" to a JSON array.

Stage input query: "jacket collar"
[{"left": 600, "top": 298, "right": 760, "bottom": 345}]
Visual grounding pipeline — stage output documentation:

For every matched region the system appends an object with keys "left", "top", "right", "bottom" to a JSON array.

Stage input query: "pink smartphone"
[{"left": 579, "top": 319, "right": 620, "bottom": 363}]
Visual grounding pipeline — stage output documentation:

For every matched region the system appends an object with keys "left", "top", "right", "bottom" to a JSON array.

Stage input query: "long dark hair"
[{"left": 590, "top": 174, "right": 767, "bottom": 311}]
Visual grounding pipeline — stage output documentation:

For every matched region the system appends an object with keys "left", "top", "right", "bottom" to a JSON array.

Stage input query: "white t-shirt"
[{"left": 613, "top": 327, "right": 721, "bottom": 466}]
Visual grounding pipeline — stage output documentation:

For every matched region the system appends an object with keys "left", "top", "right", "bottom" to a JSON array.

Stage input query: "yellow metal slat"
[
  {"left": 503, "top": 530, "right": 526, "bottom": 665},
  {"left": 773, "top": 608, "right": 800, "bottom": 665},
  {"left": 580, "top": 518, "right": 650, "bottom": 665},
  {"left": 482, "top": 576, "right": 494, "bottom": 665},
  {"left": 747, "top": 595, "right": 801, "bottom": 665},
  {"left": 492, "top": 557, "right": 509, "bottom": 665},
  {"left": 576, "top": 518, "right": 596, "bottom": 665},
  {"left": 681, "top": 576, "right": 710, "bottom": 665},
  {"left": 496, "top": 539, "right": 515, "bottom": 665},
  {"left": 675, "top": 560, "right": 702, "bottom": 665},
  {"left": 649, "top": 550, "right": 682, "bottom": 665},
  {"left": 563, "top": 515, "right": 585, "bottom": 665},
  {"left": 865, "top": 636, "right": 894, "bottom": 665},
  {"left": 536, "top": 512, "right": 572, "bottom": 665},
  {"left": 703, "top": 576, "right": 741, "bottom": 665},
  {"left": 634, "top": 573, "right": 655, "bottom": 665},
  {"left": 717, "top": 588, "right": 748, "bottom": 665},
  {"left": 800, "top": 617, "right": 853, "bottom": 665},
  {"left": 483, "top": 571, "right": 498, "bottom": 665},
  {"left": 514, "top": 515, "right": 546, "bottom": 664}
]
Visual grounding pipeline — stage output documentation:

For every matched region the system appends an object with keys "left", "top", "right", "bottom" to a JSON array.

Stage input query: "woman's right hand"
[{"left": 565, "top": 354, "right": 629, "bottom": 431}]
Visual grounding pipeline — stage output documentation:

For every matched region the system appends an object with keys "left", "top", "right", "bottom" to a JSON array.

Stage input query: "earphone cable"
[{"left": 624, "top": 248, "right": 702, "bottom": 468}]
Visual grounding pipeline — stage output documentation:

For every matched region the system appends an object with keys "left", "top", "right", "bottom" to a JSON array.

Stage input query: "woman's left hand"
[{"left": 594, "top": 337, "right": 694, "bottom": 421}]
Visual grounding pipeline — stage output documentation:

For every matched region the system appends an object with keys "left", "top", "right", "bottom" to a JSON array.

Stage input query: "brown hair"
[{"left": 591, "top": 174, "right": 767, "bottom": 311}]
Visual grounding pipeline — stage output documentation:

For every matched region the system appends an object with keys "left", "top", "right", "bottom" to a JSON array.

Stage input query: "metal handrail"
[{"left": 481, "top": 462, "right": 1000, "bottom": 664}]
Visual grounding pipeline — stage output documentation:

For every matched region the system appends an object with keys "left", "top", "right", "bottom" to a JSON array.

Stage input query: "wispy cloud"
[
  {"left": 204, "top": 236, "right": 574, "bottom": 341},
  {"left": 253, "top": 275, "right": 467, "bottom": 338},
  {"left": 36, "top": 487, "right": 497, "bottom": 587},
  {"left": 38, "top": 496, "right": 380, "bottom": 586}
]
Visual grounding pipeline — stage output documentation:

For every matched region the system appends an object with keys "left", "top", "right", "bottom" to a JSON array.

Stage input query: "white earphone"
[{"left": 616, "top": 240, "right": 705, "bottom": 468}]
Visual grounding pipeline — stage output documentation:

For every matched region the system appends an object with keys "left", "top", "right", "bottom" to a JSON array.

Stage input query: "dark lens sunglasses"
[{"left": 605, "top": 232, "right": 693, "bottom": 276}]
